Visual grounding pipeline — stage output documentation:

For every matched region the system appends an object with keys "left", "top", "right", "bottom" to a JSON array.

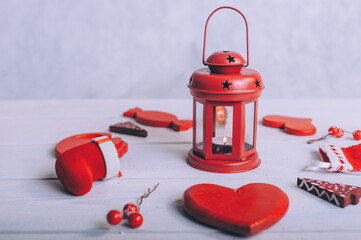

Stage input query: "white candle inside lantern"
[{"left": 212, "top": 136, "right": 232, "bottom": 154}]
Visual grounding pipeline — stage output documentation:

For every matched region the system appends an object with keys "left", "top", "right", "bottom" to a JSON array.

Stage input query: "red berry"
[
  {"left": 328, "top": 126, "right": 339, "bottom": 136},
  {"left": 107, "top": 210, "right": 122, "bottom": 225},
  {"left": 353, "top": 130, "right": 361, "bottom": 140},
  {"left": 123, "top": 203, "right": 138, "bottom": 218},
  {"left": 128, "top": 212, "right": 143, "bottom": 228},
  {"left": 336, "top": 128, "right": 344, "bottom": 138}
]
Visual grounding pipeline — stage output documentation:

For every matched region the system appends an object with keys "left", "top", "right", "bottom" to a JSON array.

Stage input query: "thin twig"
[
  {"left": 307, "top": 134, "right": 329, "bottom": 144},
  {"left": 139, "top": 183, "right": 160, "bottom": 207}
]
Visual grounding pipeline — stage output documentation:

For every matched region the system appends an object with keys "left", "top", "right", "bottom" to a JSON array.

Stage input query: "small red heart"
[
  {"left": 262, "top": 115, "right": 317, "bottom": 136},
  {"left": 182, "top": 183, "right": 289, "bottom": 236}
]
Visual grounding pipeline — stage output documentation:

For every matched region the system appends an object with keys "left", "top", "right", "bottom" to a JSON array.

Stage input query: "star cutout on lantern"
[
  {"left": 221, "top": 80, "right": 232, "bottom": 90},
  {"left": 189, "top": 77, "right": 192, "bottom": 84},
  {"left": 226, "top": 55, "right": 235, "bottom": 63},
  {"left": 255, "top": 79, "right": 260, "bottom": 88}
]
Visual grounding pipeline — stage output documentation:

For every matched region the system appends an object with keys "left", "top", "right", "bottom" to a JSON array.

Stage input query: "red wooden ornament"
[
  {"left": 297, "top": 177, "right": 361, "bottom": 208},
  {"left": 123, "top": 107, "right": 192, "bottom": 131},
  {"left": 55, "top": 132, "right": 128, "bottom": 158},
  {"left": 55, "top": 136, "right": 127, "bottom": 195},
  {"left": 262, "top": 115, "right": 317, "bottom": 136},
  {"left": 109, "top": 122, "right": 148, "bottom": 137},
  {"left": 182, "top": 183, "right": 289, "bottom": 236}
]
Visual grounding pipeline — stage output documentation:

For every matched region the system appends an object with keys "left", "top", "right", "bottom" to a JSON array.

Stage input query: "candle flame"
[{"left": 223, "top": 136, "right": 227, "bottom": 144}]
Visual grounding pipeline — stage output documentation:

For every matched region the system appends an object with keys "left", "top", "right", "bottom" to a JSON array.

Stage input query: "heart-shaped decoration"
[
  {"left": 182, "top": 183, "right": 289, "bottom": 236},
  {"left": 262, "top": 115, "right": 316, "bottom": 136}
]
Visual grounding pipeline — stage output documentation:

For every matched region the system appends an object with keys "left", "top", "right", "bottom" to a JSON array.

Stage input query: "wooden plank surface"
[
  {"left": 1, "top": 179, "right": 361, "bottom": 235},
  {"left": 1, "top": 99, "right": 361, "bottom": 240}
]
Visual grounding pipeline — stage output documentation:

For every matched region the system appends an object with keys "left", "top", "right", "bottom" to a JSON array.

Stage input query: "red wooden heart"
[
  {"left": 262, "top": 115, "right": 316, "bottom": 136},
  {"left": 182, "top": 183, "right": 289, "bottom": 236}
]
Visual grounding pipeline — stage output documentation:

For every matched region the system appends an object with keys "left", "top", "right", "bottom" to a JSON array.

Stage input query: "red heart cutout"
[
  {"left": 182, "top": 183, "right": 289, "bottom": 236},
  {"left": 262, "top": 115, "right": 316, "bottom": 136}
]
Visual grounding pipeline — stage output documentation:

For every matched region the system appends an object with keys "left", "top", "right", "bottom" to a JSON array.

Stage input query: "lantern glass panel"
[
  {"left": 245, "top": 102, "right": 255, "bottom": 151},
  {"left": 212, "top": 106, "right": 233, "bottom": 155},
  {"left": 195, "top": 101, "right": 204, "bottom": 152}
]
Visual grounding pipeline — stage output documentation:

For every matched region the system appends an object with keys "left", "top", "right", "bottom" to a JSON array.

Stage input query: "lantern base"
[{"left": 187, "top": 149, "right": 260, "bottom": 173}]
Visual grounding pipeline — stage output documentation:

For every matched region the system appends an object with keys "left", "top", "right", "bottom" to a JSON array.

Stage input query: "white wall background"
[{"left": 0, "top": 0, "right": 360, "bottom": 99}]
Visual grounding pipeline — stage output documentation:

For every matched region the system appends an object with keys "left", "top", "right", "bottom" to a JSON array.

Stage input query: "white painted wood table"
[{"left": 1, "top": 98, "right": 361, "bottom": 240}]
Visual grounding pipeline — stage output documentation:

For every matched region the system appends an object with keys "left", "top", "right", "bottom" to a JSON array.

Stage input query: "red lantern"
[{"left": 187, "top": 6, "right": 264, "bottom": 173}]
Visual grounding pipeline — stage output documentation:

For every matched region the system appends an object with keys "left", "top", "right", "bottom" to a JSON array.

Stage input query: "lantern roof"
[{"left": 188, "top": 65, "right": 264, "bottom": 98}]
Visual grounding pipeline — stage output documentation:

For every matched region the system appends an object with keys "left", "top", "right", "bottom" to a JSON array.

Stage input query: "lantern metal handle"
[{"left": 202, "top": 6, "right": 249, "bottom": 67}]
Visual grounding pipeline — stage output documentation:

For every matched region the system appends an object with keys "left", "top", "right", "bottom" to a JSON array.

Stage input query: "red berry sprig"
[
  {"left": 106, "top": 210, "right": 122, "bottom": 225},
  {"left": 328, "top": 126, "right": 337, "bottom": 136},
  {"left": 123, "top": 203, "right": 138, "bottom": 218},
  {"left": 353, "top": 130, "right": 361, "bottom": 140},
  {"left": 128, "top": 212, "right": 143, "bottom": 228},
  {"left": 307, "top": 126, "right": 360, "bottom": 144},
  {"left": 336, "top": 128, "right": 344, "bottom": 138},
  {"left": 106, "top": 183, "right": 159, "bottom": 228}
]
